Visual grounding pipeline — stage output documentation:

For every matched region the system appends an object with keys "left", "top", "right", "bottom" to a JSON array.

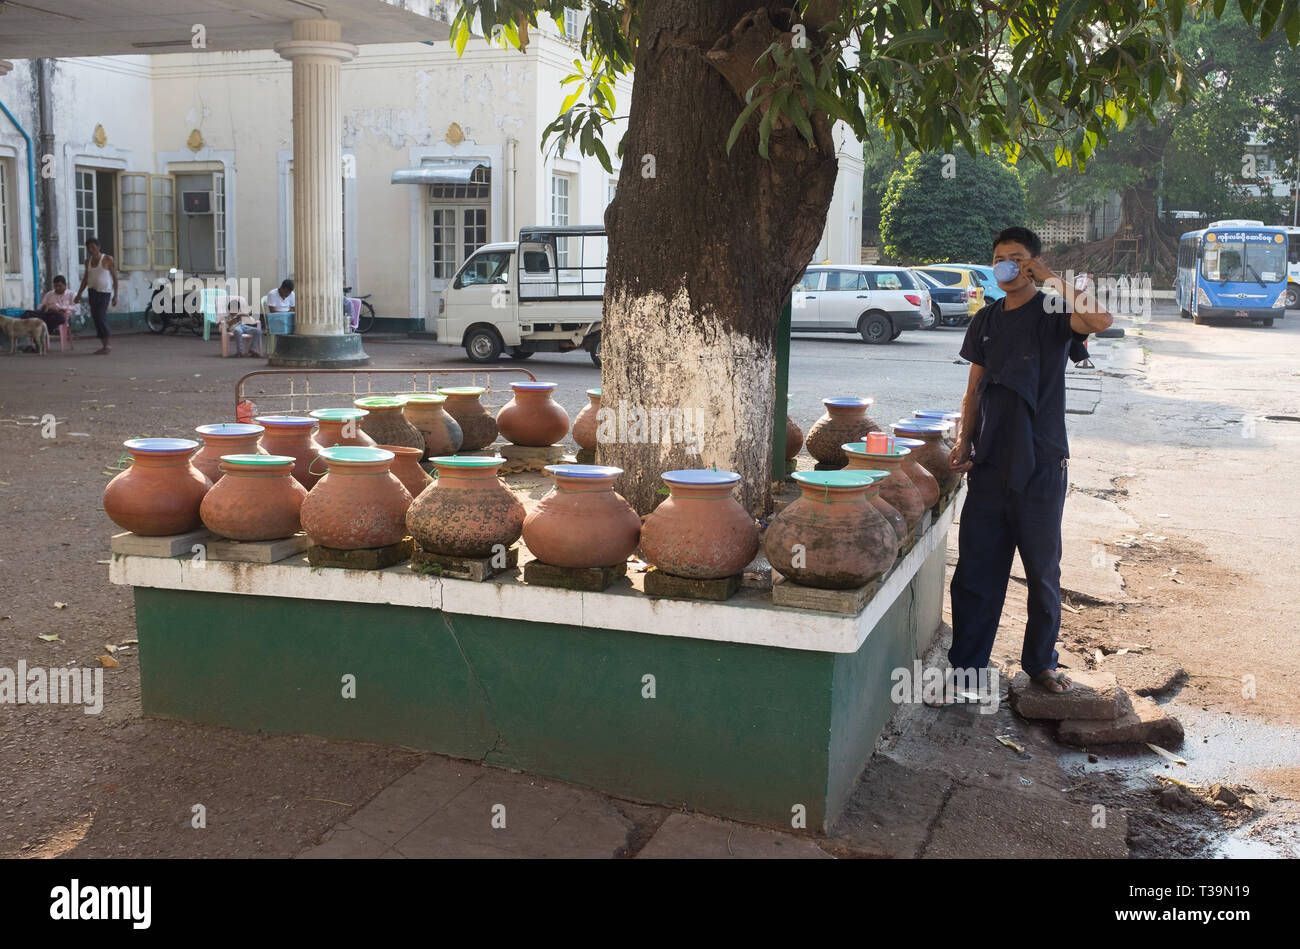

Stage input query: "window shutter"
[
  {"left": 118, "top": 173, "right": 149, "bottom": 270},
  {"left": 150, "top": 174, "right": 176, "bottom": 269}
]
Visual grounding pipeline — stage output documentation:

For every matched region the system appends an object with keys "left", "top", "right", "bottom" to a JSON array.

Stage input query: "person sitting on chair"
[
  {"left": 16, "top": 275, "right": 77, "bottom": 350},
  {"left": 224, "top": 295, "right": 263, "bottom": 358},
  {"left": 265, "top": 279, "right": 295, "bottom": 312}
]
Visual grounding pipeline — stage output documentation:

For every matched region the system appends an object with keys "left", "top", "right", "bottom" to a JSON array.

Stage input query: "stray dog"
[{"left": 0, "top": 314, "right": 50, "bottom": 355}]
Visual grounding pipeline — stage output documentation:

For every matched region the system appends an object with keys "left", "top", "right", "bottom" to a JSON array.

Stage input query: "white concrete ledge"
[{"left": 109, "top": 488, "right": 960, "bottom": 655}]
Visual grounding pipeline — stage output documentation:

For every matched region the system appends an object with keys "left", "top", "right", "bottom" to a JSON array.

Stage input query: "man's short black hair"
[
  {"left": 53, "top": 275, "right": 67, "bottom": 284},
  {"left": 992, "top": 226, "right": 1041, "bottom": 258},
  {"left": 280, "top": 279, "right": 294, "bottom": 293},
  {"left": 86, "top": 236, "right": 100, "bottom": 248}
]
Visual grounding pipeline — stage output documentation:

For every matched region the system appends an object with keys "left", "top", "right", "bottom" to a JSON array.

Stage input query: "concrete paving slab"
[
  {"left": 297, "top": 823, "right": 390, "bottom": 859},
  {"left": 924, "top": 785, "right": 1129, "bottom": 858},
  {"left": 829, "top": 754, "right": 953, "bottom": 858},
  {"left": 636, "top": 813, "right": 832, "bottom": 859}
]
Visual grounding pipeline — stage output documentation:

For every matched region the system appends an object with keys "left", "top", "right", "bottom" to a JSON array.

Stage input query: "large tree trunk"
[{"left": 600, "top": 2, "right": 839, "bottom": 516}]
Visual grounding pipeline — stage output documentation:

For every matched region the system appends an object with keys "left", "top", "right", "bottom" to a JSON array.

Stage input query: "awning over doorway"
[{"left": 390, "top": 161, "right": 488, "bottom": 185}]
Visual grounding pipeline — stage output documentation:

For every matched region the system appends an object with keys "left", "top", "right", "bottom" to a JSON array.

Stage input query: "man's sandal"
[{"left": 1032, "top": 670, "right": 1074, "bottom": 693}]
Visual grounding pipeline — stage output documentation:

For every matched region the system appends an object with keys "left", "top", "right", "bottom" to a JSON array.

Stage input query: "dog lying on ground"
[{"left": 0, "top": 314, "right": 50, "bottom": 355}]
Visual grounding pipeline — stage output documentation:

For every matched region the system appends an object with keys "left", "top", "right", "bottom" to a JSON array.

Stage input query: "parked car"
[
  {"left": 914, "top": 269, "right": 970, "bottom": 328},
  {"left": 792, "top": 265, "right": 932, "bottom": 343},
  {"left": 943, "top": 263, "right": 1005, "bottom": 303},
  {"left": 913, "top": 266, "right": 985, "bottom": 321}
]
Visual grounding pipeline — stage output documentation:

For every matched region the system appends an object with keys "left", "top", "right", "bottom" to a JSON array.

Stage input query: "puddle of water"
[{"left": 1214, "top": 833, "right": 1295, "bottom": 859}]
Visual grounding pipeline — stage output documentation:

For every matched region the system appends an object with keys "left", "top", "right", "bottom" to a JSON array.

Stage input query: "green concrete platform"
[{"left": 113, "top": 490, "right": 958, "bottom": 831}]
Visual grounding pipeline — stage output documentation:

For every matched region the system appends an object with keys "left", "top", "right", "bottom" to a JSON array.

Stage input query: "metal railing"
[{"left": 233, "top": 367, "right": 537, "bottom": 417}]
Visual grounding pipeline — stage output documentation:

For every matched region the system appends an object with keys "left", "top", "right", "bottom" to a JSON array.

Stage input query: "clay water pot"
[
  {"left": 378, "top": 444, "right": 432, "bottom": 500},
  {"left": 892, "top": 437, "right": 941, "bottom": 509},
  {"left": 192, "top": 422, "right": 265, "bottom": 484},
  {"left": 763, "top": 470, "right": 898, "bottom": 590},
  {"left": 311, "top": 408, "right": 377, "bottom": 449},
  {"left": 103, "top": 438, "right": 211, "bottom": 536},
  {"left": 891, "top": 419, "right": 960, "bottom": 494},
  {"left": 199, "top": 454, "right": 307, "bottom": 541},
  {"left": 841, "top": 464, "right": 908, "bottom": 544},
  {"left": 804, "top": 397, "right": 880, "bottom": 467},
  {"left": 639, "top": 470, "right": 759, "bottom": 579},
  {"left": 786, "top": 396, "right": 804, "bottom": 460},
  {"left": 405, "top": 456, "right": 525, "bottom": 558},
  {"left": 255, "top": 415, "right": 321, "bottom": 488},
  {"left": 437, "top": 386, "right": 497, "bottom": 450},
  {"left": 401, "top": 394, "right": 463, "bottom": 458},
  {"left": 572, "top": 388, "right": 602, "bottom": 452},
  {"left": 843, "top": 443, "right": 925, "bottom": 532},
  {"left": 355, "top": 397, "right": 425, "bottom": 452},
  {"left": 496, "top": 381, "right": 570, "bottom": 447},
  {"left": 300, "top": 446, "right": 412, "bottom": 550},
  {"left": 523, "top": 464, "right": 641, "bottom": 568}
]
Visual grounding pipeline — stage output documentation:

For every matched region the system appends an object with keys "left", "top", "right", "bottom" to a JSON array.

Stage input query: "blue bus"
[{"left": 1176, "top": 220, "right": 1290, "bottom": 325}]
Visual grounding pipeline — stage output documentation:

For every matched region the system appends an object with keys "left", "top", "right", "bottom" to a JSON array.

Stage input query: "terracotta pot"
[
  {"left": 355, "top": 397, "right": 425, "bottom": 452},
  {"left": 891, "top": 437, "right": 941, "bottom": 509},
  {"left": 192, "top": 422, "right": 265, "bottom": 484},
  {"left": 255, "top": 415, "right": 321, "bottom": 488},
  {"left": 572, "top": 388, "right": 602, "bottom": 452},
  {"left": 839, "top": 463, "right": 909, "bottom": 544},
  {"left": 199, "top": 454, "right": 307, "bottom": 541},
  {"left": 786, "top": 396, "right": 804, "bottom": 460},
  {"left": 299, "top": 446, "right": 412, "bottom": 549},
  {"left": 311, "top": 408, "right": 377, "bottom": 449},
  {"left": 640, "top": 469, "right": 759, "bottom": 579},
  {"left": 496, "top": 381, "right": 570, "bottom": 447},
  {"left": 103, "top": 438, "right": 211, "bottom": 536},
  {"left": 377, "top": 444, "right": 432, "bottom": 500},
  {"left": 891, "top": 419, "right": 960, "bottom": 494},
  {"left": 804, "top": 397, "right": 880, "bottom": 467},
  {"left": 437, "top": 386, "right": 497, "bottom": 451},
  {"left": 843, "top": 443, "right": 925, "bottom": 532},
  {"left": 401, "top": 394, "right": 463, "bottom": 458},
  {"left": 763, "top": 470, "right": 898, "bottom": 589},
  {"left": 523, "top": 464, "right": 641, "bottom": 568},
  {"left": 405, "top": 456, "right": 524, "bottom": 558}
]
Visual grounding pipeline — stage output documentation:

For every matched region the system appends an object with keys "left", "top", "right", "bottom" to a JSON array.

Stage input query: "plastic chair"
[
  {"left": 199, "top": 288, "right": 230, "bottom": 355},
  {"left": 58, "top": 322, "right": 73, "bottom": 351}
]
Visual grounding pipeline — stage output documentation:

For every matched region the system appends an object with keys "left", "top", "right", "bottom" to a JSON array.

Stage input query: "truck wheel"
[
  {"left": 464, "top": 327, "right": 503, "bottom": 363},
  {"left": 858, "top": 311, "right": 892, "bottom": 344},
  {"left": 507, "top": 347, "right": 534, "bottom": 360},
  {"left": 587, "top": 334, "right": 602, "bottom": 369}
]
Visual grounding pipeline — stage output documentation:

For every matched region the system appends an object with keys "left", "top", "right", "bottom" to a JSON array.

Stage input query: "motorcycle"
[{"left": 144, "top": 269, "right": 205, "bottom": 335}]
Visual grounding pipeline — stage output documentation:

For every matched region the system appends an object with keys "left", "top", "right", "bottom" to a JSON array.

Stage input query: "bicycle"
[{"left": 343, "top": 286, "right": 375, "bottom": 334}]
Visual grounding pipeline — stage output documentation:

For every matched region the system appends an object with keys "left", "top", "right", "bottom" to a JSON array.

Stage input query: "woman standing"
[{"left": 73, "top": 236, "right": 117, "bottom": 354}]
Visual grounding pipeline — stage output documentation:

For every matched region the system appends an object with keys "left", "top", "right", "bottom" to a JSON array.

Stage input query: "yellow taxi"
[{"left": 913, "top": 266, "right": 986, "bottom": 321}]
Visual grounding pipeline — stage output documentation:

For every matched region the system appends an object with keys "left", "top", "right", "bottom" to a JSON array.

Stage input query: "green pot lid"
[
  {"left": 317, "top": 445, "right": 394, "bottom": 464},
  {"left": 310, "top": 408, "right": 368, "bottom": 421},
  {"left": 354, "top": 397, "right": 405, "bottom": 407},
  {"left": 586, "top": 387, "right": 601, "bottom": 397},
  {"left": 429, "top": 455, "right": 504, "bottom": 468},
  {"left": 792, "top": 470, "right": 876, "bottom": 489},
  {"left": 437, "top": 386, "right": 485, "bottom": 397},
  {"left": 846, "top": 441, "right": 910, "bottom": 458},
  {"left": 400, "top": 393, "right": 446, "bottom": 404},
  {"left": 219, "top": 453, "right": 295, "bottom": 466}
]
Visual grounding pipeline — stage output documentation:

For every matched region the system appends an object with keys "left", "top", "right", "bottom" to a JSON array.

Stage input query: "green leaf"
[
  {"left": 726, "top": 95, "right": 765, "bottom": 154},
  {"left": 591, "top": 137, "right": 612, "bottom": 174}
]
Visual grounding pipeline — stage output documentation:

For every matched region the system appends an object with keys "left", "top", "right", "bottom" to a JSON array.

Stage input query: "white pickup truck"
[{"left": 433, "top": 224, "right": 606, "bottom": 366}]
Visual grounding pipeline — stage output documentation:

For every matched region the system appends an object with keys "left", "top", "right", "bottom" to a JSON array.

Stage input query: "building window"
[
  {"left": 118, "top": 173, "right": 150, "bottom": 270},
  {"left": 429, "top": 165, "right": 490, "bottom": 201},
  {"left": 425, "top": 166, "right": 492, "bottom": 285},
  {"left": 0, "top": 159, "right": 13, "bottom": 272},
  {"left": 563, "top": 9, "right": 582, "bottom": 40},
  {"left": 213, "top": 172, "right": 226, "bottom": 272}
]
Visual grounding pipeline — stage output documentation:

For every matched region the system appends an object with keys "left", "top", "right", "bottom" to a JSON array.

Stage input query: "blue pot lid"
[
  {"left": 915, "top": 409, "right": 961, "bottom": 421},
  {"left": 823, "top": 396, "right": 874, "bottom": 408},
  {"left": 317, "top": 446, "right": 394, "bottom": 464},
  {"left": 545, "top": 464, "right": 623, "bottom": 479},
  {"left": 219, "top": 453, "right": 295, "bottom": 466},
  {"left": 512, "top": 381, "right": 557, "bottom": 391},
  {"left": 892, "top": 437, "right": 926, "bottom": 449},
  {"left": 196, "top": 422, "right": 264, "bottom": 437},
  {"left": 662, "top": 469, "right": 741, "bottom": 486},
  {"left": 124, "top": 437, "right": 198, "bottom": 452},
  {"left": 846, "top": 441, "right": 910, "bottom": 458},
  {"left": 792, "top": 470, "right": 875, "bottom": 489},
  {"left": 254, "top": 414, "right": 316, "bottom": 426},
  {"left": 892, "top": 419, "right": 949, "bottom": 434}
]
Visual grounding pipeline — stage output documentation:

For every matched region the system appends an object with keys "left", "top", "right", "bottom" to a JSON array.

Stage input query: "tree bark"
[{"left": 600, "top": 0, "right": 839, "bottom": 516}]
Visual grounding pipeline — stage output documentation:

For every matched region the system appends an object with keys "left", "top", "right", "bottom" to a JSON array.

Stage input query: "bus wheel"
[
  {"left": 1192, "top": 310, "right": 1206, "bottom": 325},
  {"left": 1285, "top": 286, "right": 1299, "bottom": 309},
  {"left": 1261, "top": 318, "right": 1274, "bottom": 327},
  {"left": 464, "top": 327, "right": 503, "bottom": 363}
]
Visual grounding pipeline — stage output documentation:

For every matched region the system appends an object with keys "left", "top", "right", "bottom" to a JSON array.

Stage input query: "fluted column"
[
  {"left": 271, "top": 19, "right": 367, "bottom": 366},
  {"left": 0, "top": 61, "right": 13, "bottom": 76}
]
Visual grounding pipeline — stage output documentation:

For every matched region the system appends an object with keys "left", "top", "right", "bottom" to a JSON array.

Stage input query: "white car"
[{"left": 792, "top": 265, "right": 933, "bottom": 343}]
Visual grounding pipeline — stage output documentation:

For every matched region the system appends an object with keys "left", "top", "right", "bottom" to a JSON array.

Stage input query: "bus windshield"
[{"left": 1200, "top": 234, "right": 1286, "bottom": 284}]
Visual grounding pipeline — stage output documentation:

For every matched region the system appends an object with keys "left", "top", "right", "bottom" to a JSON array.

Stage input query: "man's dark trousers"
[{"left": 949, "top": 455, "right": 1068, "bottom": 677}]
